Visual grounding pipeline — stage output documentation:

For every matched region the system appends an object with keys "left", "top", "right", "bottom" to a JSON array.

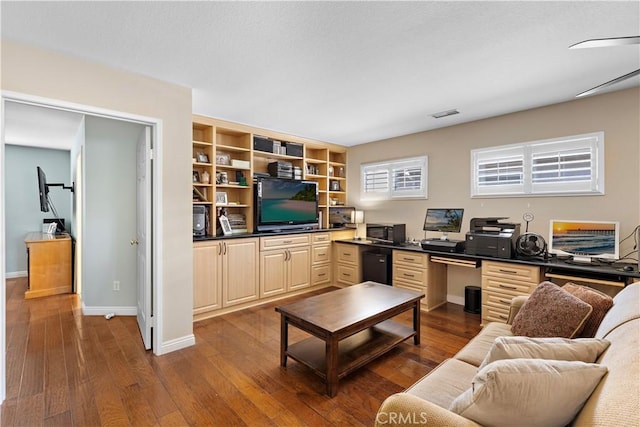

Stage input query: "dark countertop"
[
  {"left": 334, "top": 239, "right": 640, "bottom": 280},
  {"left": 193, "top": 226, "right": 354, "bottom": 242}
]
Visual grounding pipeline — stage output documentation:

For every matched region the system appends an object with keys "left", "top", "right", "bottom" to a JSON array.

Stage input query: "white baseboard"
[
  {"left": 5, "top": 271, "right": 27, "bottom": 279},
  {"left": 157, "top": 334, "right": 196, "bottom": 355},
  {"left": 447, "top": 294, "right": 465, "bottom": 306},
  {"left": 81, "top": 303, "right": 137, "bottom": 316}
]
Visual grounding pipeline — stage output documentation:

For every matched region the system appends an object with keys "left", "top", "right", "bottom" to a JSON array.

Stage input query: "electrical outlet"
[{"left": 113, "top": 280, "right": 120, "bottom": 291}]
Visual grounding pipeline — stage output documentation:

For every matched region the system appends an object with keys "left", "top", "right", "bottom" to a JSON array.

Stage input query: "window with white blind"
[
  {"left": 471, "top": 132, "right": 604, "bottom": 197},
  {"left": 361, "top": 156, "right": 428, "bottom": 200}
]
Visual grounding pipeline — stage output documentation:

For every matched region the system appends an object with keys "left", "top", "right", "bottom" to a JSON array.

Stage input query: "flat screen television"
[
  {"left": 255, "top": 177, "right": 319, "bottom": 232},
  {"left": 548, "top": 219, "right": 620, "bottom": 263},
  {"left": 37, "top": 166, "right": 50, "bottom": 212},
  {"left": 329, "top": 206, "right": 355, "bottom": 228},
  {"left": 423, "top": 208, "right": 464, "bottom": 240}
]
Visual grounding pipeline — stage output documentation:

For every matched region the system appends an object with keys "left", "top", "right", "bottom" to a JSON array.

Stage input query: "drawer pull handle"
[
  {"left": 498, "top": 269, "right": 518, "bottom": 274},
  {"left": 499, "top": 299, "right": 510, "bottom": 304},
  {"left": 343, "top": 253, "right": 351, "bottom": 256},
  {"left": 318, "top": 273, "right": 326, "bottom": 277},
  {"left": 343, "top": 273, "right": 351, "bottom": 277},
  {"left": 499, "top": 315, "right": 508, "bottom": 320},
  {"left": 498, "top": 284, "right": 517, "bottom": 290},
  {"left": 283, "top": 240, "right": 293, "bottom": 244},
  {"left": 404, "top": 273, "right": 415, "bottom": 278}
]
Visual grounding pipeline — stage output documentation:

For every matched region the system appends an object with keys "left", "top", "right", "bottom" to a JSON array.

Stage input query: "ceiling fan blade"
[
  {"left": 569, "top": 36, "right": 640, "bottom": 49},
  {"left": 576, "top": 68, "right": 640, "bottom": 97}
]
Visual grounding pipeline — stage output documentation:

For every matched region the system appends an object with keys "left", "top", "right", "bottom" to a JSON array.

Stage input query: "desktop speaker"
[{"left": 193, "top": 206, "right": 207, "bottom": 237}]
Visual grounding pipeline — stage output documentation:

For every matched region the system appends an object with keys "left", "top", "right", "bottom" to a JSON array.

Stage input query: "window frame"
[
  {"left": 470, "top": 132, "right": 605, "bottom": 198},
  {"left": 361, "top": 155, "right": 428, "bottom": 200}
]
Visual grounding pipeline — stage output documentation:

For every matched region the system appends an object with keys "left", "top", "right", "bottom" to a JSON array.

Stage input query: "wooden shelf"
[
  {"left": 193, "top": 140, "right": 212, "bottom": 147},
  {"left": 217, "top": 144, "right": 251, "bottom": 153},
  {"left": 193, "top": 115, "right": 347, "bottom": 231},
  {"left": 286, "top": 320, "right": 415, "bottom": 380}
]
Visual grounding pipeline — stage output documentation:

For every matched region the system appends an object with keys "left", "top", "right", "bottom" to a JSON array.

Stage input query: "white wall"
[
  {"left": 1, "top": 40, "right": 194, "bottom": 354},
  {"left": 347, "top": 87, "right": 640, "bottom": 301},
  {"left": 82, "top": 116, "right": 142, "bottom": 309},
  {"left": 4, "top": 145, "right": 72, "bottom": 275}
]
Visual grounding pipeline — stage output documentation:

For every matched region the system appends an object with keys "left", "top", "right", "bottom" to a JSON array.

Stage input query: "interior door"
[{"left": 136, "top": 126, "right": 152, "bottom": 350}]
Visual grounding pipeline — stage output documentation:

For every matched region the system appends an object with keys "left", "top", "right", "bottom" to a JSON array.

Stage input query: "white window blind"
[
  {"left": 361, "top": 156, "right": 428, "bottom": 200},
  {"left": 471, "top": 132, "right": 604, "bottom": 197}
]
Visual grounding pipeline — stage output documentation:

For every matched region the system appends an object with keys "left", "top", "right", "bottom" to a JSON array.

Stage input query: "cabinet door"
[
  {"left": 222, "top": 238, "right": 259, "bottom": 307},
  {"left": 260, "top": 250, "right": 287, "bottom": 297},
  {"left": 193, "top": 242, "right": 222, "bottom": 314},
  {"left": 288, "top": 246, "right": 311, "bottom": 291}
]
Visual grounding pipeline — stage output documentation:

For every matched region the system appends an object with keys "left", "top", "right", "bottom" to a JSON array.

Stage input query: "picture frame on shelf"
[
  {"left": 215, "top": 191, "right": 228, "bottom": 206},
  {"left": 196, "top": 152, "right": 210, "bottom": 163},
  {"left": 216, "top": 171, "right": 229, "bottom": 184},
  {"left": 216, "top": 153, "right": 231, "bottom": 166},
  {"left": 193, "top": 170, "right": 200, "bottom": 183},
  {"left": 219, "top": 215, "right": 232, "bottom": 236}
]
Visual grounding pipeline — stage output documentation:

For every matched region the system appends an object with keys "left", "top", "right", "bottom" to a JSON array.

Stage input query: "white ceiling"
[
  {"left": 4, "top": 102, "right": 84, "bottom": 150},
  {"left": 2, "top": 1, "right": 639, "bottom": 147}
]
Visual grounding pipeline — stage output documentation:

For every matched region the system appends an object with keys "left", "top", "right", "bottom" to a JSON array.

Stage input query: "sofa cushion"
[
  {"left": 449, "top": 359, "right": 608, "bottom": 427},
  {"left": 595, "top": 281, "right": 640, "bottom": 339},
  {"left": 478, "top": 336, "right": 610, "bottom": 370},
  {"left": 562, "top": 282, "right": 613, "bottom": 338},
  {"left": 511, "top": 281, "right": 592, "bottom": 338},
  {"left": 455, "top": 322, "right": 513, "bottom": 367},
  {"left": 405, "top": 358, "right": 478, "bottom": 410}
]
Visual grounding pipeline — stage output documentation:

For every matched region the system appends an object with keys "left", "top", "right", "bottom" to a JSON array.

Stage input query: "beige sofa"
[{"left": 376, "top": 281, "right": 640, "bottom": 426}]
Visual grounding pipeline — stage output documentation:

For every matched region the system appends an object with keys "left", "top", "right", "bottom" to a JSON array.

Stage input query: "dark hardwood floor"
[{"left": 1, "top": 278, "right": 481, "bottom": 426}]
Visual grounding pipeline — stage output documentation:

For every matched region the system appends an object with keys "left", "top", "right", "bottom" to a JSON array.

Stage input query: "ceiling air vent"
[{"left": 431, "top": 109, "right": 459, "bottom": 119}]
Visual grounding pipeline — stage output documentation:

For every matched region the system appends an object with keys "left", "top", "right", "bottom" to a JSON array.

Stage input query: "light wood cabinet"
[
  {"left": 259, "top": 235, "right": 311, "bottom": 298},
  {"left": 481, "top": 260, "right": 541, "bottom": 325},
  {"left": 334, "top": 242, "right": 363, "bottom": 286},
  {"left": 24, "top": 232, "right": 72, "bottom": 299},
  {"left": 311, "top": 233, "right": 332, "bottom": 286},
  {"left": 192, "top": 115, "right": 347, "bottom": 233},
  {"left": 193, "top": 241, "right": 222, "bottom": 315},
  {"left": 222, "top": 238, "right": 260, "bottom": 307},
  {"left": 193, "top": 237, "right": 259, "bottom": 319},
  {"left": 392, "top": 250, "right": 446, "bottom": 311}
]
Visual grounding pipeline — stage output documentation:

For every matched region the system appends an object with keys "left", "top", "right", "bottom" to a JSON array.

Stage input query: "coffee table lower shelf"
[{"left": 286, "top": 319, "right": 415, "bottom": 381}]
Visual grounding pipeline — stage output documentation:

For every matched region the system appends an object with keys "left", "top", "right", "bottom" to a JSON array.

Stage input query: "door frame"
[{"left": 0, "top": 90, "right": 164, "bottom": 402}]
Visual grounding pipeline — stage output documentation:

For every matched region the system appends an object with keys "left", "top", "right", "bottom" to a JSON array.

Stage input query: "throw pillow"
[
  {"left": 562, "top": 283, "right": 614, "bottom": 338},
  {"left": 511, "top": 281, "right": 593, "bottom": 338},
  {"left": 478, "top": 336, "right": 610, "bottom": 370},
  {"left": 449, "top": 359, "right": 608, "bottom": 427}
]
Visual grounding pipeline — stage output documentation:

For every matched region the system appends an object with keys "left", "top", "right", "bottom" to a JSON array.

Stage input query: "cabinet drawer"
[
  {"left": 335, "top": 244, "right": 359, "bottom": 264},
  {"left": 482, "top": 276, "right": 536, "bottom": 297},
  {"left": 336, "top": 263, "right": 359, "bottom": 285},
  {"left": 392, "top": 265, "right": 427, "bottom": 287},
  {"left": 260, "top": 234, "right": 310, "bottom": 250},
  {"left": 482, "top": 289, "right": 518, "bottom": 310},
  {"left": 311, "top": 264, "right": 331, "bottom": 285},
  {"left": 393, "top": 250, "right": 428, "bottom": 268},
  {"left": 483, "top": 260, "right": 541, "bottom": 283},
  {"left": 482, "top": 304, "right": 510, "bottom": 324},
  {"left": 312, "top": 244, "right": 331, "bottom": 264},
  {"left": 312, "top": 233, "right": 331, "bottom": 244}
]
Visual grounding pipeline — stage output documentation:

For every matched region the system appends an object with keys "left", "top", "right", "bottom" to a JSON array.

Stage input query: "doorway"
[{"left": 0, "top": 93, "right": 162, "bottom": 400}]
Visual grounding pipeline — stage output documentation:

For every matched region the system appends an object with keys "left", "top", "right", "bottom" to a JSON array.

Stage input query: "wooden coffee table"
[{"left": 275, "top": 281, "right": 424, "bottom": 397}]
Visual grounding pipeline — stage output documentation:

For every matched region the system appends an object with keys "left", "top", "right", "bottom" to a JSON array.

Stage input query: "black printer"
[{"left": 465, "top": 217, "right": 521, "bottom": 259}]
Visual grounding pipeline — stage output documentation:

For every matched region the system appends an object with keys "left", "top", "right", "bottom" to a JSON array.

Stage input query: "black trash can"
[{"left": 464, "top": 286, "right": 481, "bottom": 314}]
